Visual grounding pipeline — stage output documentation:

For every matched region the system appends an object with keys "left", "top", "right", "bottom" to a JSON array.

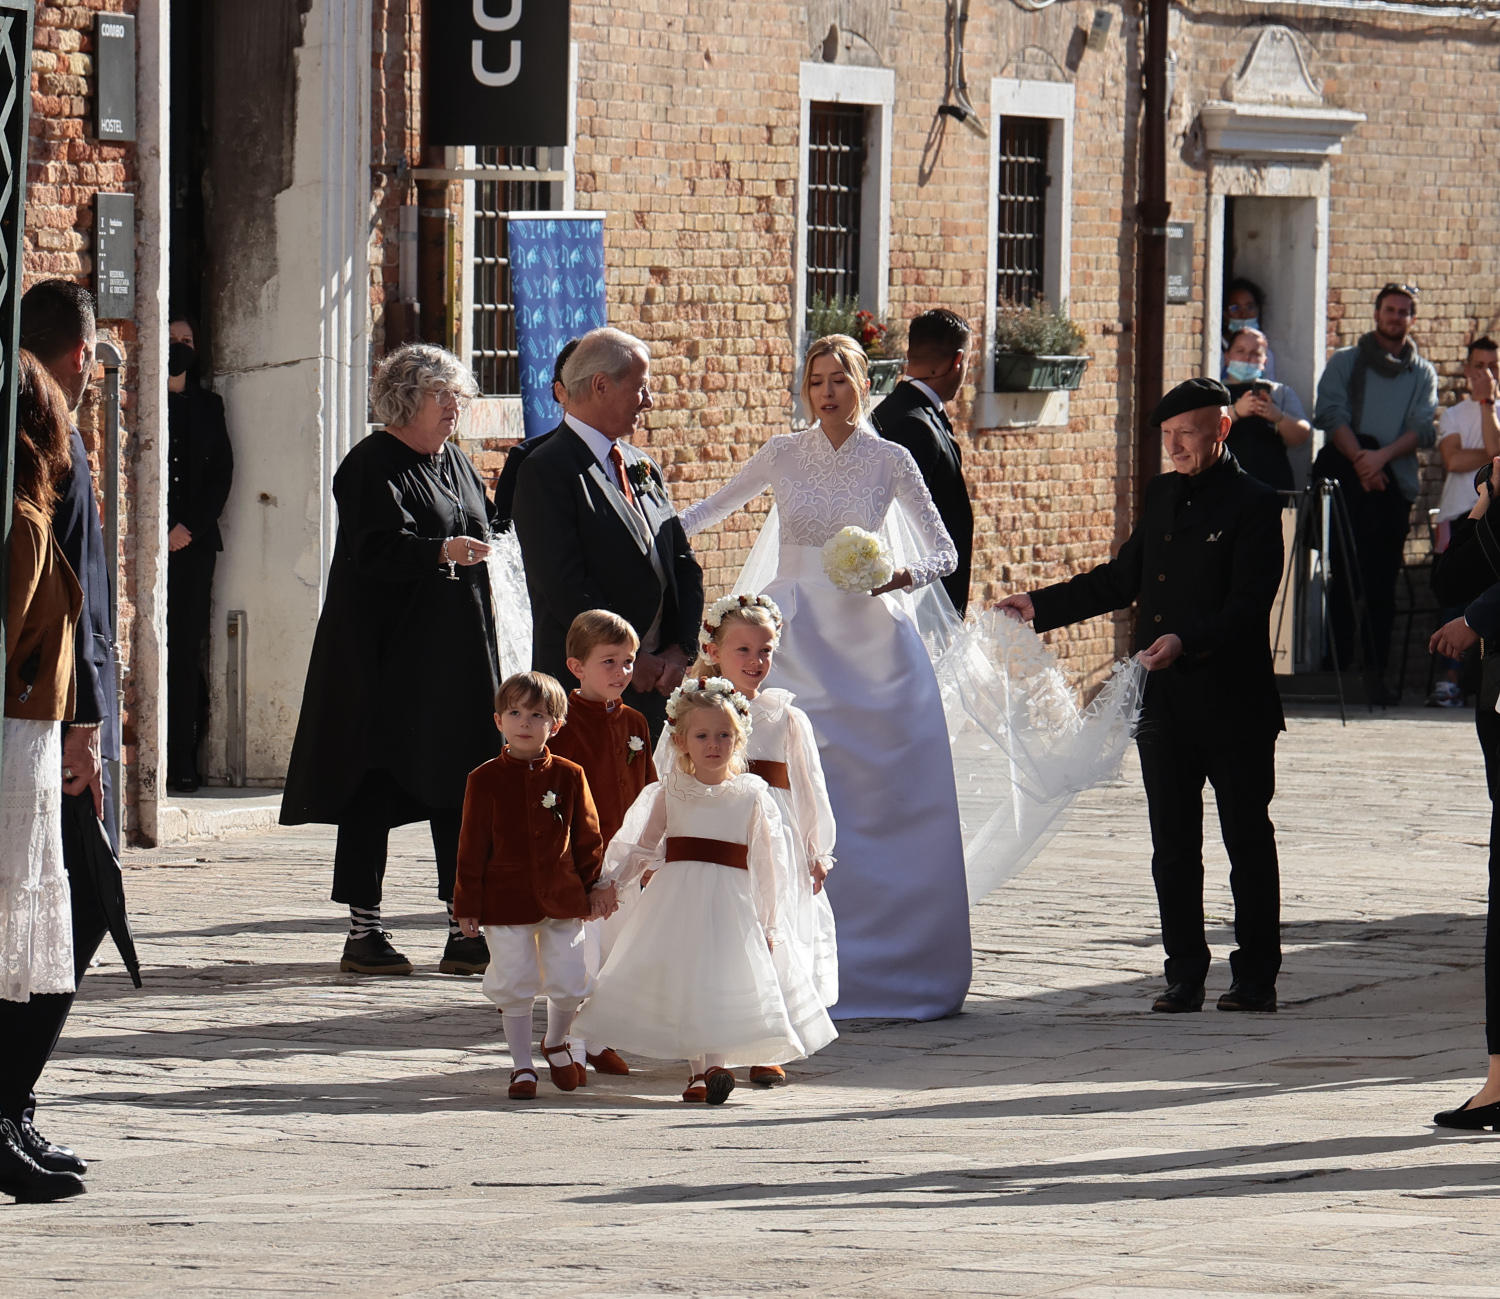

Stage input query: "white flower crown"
[
  {"left": 699, "top": 592, "right": 784, "bottom": 650},
  {"left": 665, "top": 675, "right": 755, "bottom": 732}
]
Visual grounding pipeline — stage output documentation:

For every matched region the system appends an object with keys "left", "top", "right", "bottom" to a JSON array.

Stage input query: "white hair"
[
  {"left": 370, "top": 344, "right": 478, "bottom": 427},
  {"left": 562, "top": 327, "right": 650, "bottom": 399}
]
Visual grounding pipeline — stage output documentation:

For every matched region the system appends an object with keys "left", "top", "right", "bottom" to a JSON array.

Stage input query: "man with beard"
[{"left": 1312, "top": 283, "right": 1438, "bottom": 698}]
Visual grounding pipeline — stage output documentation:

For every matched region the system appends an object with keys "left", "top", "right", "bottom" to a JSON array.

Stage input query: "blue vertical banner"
[{"left": 508, "top": 212, "right": 608, "bottom": 439}]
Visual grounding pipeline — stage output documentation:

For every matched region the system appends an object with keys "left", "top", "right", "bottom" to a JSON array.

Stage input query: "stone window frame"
[{"left": 794, "top": 62, "right": 895, "bottom": 353}]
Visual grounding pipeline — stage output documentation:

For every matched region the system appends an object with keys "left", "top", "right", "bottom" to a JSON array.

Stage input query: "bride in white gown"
[{"left": 680, "top": 335, "right": 971, "bottom": 1020}]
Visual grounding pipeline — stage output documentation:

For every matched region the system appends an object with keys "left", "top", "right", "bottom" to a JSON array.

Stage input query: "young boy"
[
  {"left": 453, "top": 672, "right": 615, "bottom": 1100},
  {"left": 548, "top": 610, "right": 658, "bottom": 1079}
]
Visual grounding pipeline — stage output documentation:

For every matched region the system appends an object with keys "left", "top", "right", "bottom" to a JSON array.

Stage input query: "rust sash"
[
  {"left": 747, "top": 759, "right": 791, "bottom": 790},
  {"left": 665, "top": 836, "right": 749, "bottom": 870}
]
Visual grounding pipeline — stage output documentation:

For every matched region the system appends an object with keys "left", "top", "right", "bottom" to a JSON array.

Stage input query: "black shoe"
[
  {"left": 0, "top": 1120, "right": 85, "bottom": 1202},
  {"left": 438, "top": 934, "right": 490, "bottom": 975},
  {"left": 18, "top": 1120, "right": 86, "bottom": 1175},
  {"left": 167, "top": 775, "right": 200, "bottom": 794},
  {"left": 1151, "top": 982, "right": 1205, "bottom": 1013},
  {"left": 1217, "top": 981, "right": 1278, "bottom": 1013},
  {"left": 1434, "top": 1095, "right": 1500, "bottom": 1131},
  {"left": 339, "top": 931, "right": 414, "bottom": 975}
]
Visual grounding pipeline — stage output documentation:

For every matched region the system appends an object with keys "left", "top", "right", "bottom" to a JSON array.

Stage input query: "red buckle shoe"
[
  {"left": 508, "top": 1068, "right": 538, "bottom": 1100},
  {"left": 586, "top": 1047, "right": 631, "bottom": 1075},
  {"left": 682, "top": 1073, "right": 708, "bottom": 1102},
  {"left": 748, "top": 1065, "right": 786, "bottom": 1087},
  {"left": 542, "top": 1044, "right": 579, "bottom": 1092},
  {"left": 573, "top": 1056, "right": 589, "bottom": 1087}
]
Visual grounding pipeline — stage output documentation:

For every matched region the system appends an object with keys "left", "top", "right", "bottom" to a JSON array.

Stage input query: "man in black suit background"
[
  {"left": 489, "top": 337, "right": 578, "bottom": 533},
  {"left": 513, "top": 327, "right": 703, "bottom": 738},
  {"left": 871, "top": 308, "right": 975, "bottom": 615},
  {"left": 996, "top": 378, "right": 1286, "bottom": 1015}
]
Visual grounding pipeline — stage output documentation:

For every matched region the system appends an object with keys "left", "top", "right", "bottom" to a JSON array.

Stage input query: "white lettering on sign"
[
  {"left": 472, "top": 38, "right": 520, "bottom": 87},
  {"left": 101, "top": 118, "right": 122, "bottom": 134},
  {"left": 101, "top": 21, "right": 125, "bottom": 38},
  {"left": 473, "top": 0, "right": 521, "bottom": 32}
]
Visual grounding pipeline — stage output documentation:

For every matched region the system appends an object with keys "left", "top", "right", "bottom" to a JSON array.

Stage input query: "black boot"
[
  {"left": 18, "top": 1119, "right": 86, "bottom": 1175},
  {"left": 0, "top": 1119, "right": 85, "bottom": 1202},
  {"left": 339, "top": 931, "right": 414, "bottom": 975},
  {"left": 1151, "top": 982, "right": 1205, "bottom": 1013},
  {"left": 439, "top": 934, "right": 490, "bottom": 975}
]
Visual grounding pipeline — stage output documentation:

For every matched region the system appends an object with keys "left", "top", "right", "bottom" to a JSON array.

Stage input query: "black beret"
[{"left": 1151, "top": 377, "right": 1231, "bottom": 426}]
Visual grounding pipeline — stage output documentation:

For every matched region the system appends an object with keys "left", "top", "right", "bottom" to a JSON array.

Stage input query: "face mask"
[
  {"left": 1225, "top": 359, "right": 1264, "bottom": 383},
  {"left": 1226, "top": 316, "right": 1260, "bottom": 334},
  {"left": 168, "top": 341, "right": 197, "bottom": 377}
]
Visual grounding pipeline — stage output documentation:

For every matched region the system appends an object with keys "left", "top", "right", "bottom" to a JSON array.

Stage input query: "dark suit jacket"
[
  {"left": 52, "top": 430, "right": 118, "bottom": 761},
  {"left": 489, "top": 431, "right": 552, "bottom": 532},
  {"left": 167, "top": 385, "right": 233, "bottom": 551},
  {"left": 1031, "top": 449, "right": 1285, "bottom": 736},
  {"left": 1434, "top": 516, "right": 1500, "bottom": 711},
  {"left": 512, "top": 423, "right": 704, "bottom": 689},
  {"left": 871, "top": 380, "right": 973, "bottom": 615}
]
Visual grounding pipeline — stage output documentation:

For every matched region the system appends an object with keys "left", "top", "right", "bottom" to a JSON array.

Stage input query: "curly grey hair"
[
  {"left": 370, "top": 344, "right": 479, "bottom": 427},
  {"left": 562, "top": 327, "right": 650, "bottom": 400}
]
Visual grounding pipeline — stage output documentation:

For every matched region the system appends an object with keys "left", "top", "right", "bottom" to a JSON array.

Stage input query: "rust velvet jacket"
[
  {"left": 6, "top": 498, "right": 82, "bottom": 722},
  {"left": 453, "top": 747, "right": 604, "bottom": 926},
  {"left": 547, "top": 692, "right": 657, "bottom": 847}
]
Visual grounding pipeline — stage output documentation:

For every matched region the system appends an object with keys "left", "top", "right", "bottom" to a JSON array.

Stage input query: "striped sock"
[
  {"left": 445, "top": 900, "right": 462, "bottom": 939},
  {"left": 348, "top": 904, "right": 381, "bottom": 939}
]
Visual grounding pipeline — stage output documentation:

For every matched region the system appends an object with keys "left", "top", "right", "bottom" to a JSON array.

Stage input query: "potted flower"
[
  {"left": 807, "top": 293, "right": 908, "bottom": 396},
  {"left": 992, "top": 298, "right": 1089, "bottom": 392}
]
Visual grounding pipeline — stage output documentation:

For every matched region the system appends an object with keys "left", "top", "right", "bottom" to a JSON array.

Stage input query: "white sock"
[
  {"left": 544, "top": 999, "right": 578, "bottom": 1054},
  {"left": 688, "top": 1056, "right": 706, "bottom": 1077},
  {"left": 572, "top": 1040, "right": 589, "bottom": 1065},
  {"left": 705, "top": 1053, "right": 726, "bottom": 1071},
  {"left": 501, "top": 1012, "right": 535, "bottom": 1073}
]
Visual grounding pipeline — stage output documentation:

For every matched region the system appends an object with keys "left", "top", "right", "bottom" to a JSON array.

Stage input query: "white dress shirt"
[{"left": 905, "top": 378, "right": 946, "bottom": 412}]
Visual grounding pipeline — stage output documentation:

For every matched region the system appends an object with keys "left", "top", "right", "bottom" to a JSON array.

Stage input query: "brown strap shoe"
[
  {"left": 748, "top": 1065, "right": 786, "bottom": 1087},
  {"left": 682, "top": 1073, "right": 709, "bottom": 1102},
  {"left": 704, "top": 1066, "right": 737, "bottom": 1106},
  {"left": 542, "top": 1044, "right": 579, "bottom": 1092},
  {"left": 586, "top": 1047, "right": 632, "bottom": 1075},
  {"left": 507, "top": 1069, "right": 538, "bottom": 1100}
]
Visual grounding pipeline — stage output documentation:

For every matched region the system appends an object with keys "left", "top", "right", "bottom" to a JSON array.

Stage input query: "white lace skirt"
[{"left": 0, "top": 718, "right": 71, "bottom": 1002}]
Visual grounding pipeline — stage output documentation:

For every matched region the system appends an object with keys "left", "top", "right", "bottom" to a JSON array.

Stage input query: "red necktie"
[{"left": 608, "top": 444, "right": 642, "bottom": 516}]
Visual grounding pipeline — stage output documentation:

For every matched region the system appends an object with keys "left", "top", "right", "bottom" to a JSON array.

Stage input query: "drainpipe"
[{"left": 1135, "top": 0, "right": 1171, "bottom": 515}]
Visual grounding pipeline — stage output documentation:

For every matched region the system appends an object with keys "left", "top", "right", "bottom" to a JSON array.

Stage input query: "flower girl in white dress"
[{"left": 572, "top": 679, "right": 836, "bottom": 1105}]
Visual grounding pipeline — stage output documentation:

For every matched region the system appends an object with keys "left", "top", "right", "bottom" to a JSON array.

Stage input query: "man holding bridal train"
[{"left": 997, "top": 377, "right": 1287, "bottom": 1015}]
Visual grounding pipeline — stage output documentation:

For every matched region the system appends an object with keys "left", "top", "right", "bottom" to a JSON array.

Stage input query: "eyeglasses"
[
  {"left": 1225, "top": 301, "right": 1260, "bottom": 318},
  {"left": 433, "top": 389, "right": 472, "bottom": 411}
]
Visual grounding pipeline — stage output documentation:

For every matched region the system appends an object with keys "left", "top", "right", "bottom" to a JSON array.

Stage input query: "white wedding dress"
[{"left": 681, "top": 423, "right": 972, "bottom": 1020}]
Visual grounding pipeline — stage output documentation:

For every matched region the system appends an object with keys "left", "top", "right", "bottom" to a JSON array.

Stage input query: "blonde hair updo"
[{"left": 800, "top": 333, "right": 871, "bottom": 422}]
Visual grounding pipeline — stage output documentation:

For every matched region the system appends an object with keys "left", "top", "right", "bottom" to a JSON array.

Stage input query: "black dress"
[
  {"left": 1224, "top": 383, "right": 1294, "bottom": 493},
  {"left": 281, "top": 432, "right": 501, "bottom": 831}
]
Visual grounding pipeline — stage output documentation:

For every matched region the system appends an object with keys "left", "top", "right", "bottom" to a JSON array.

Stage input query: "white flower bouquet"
[{"left": 822, "top": 525, "right": 894, "bottom": 595}]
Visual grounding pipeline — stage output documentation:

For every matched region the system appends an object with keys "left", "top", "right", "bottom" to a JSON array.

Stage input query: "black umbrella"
[{"left": 64, "top": 796, "right": 141, "bottom": 988}]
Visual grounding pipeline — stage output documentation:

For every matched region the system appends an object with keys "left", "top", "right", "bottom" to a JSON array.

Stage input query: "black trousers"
[
  {"left": 167, "top": 544, "right": 217, "bottom": 780},
  {"left": 329, "top": 770, "right": 461, "bottom": 910},
  {"left": 1476, "top": 707, "right": 1500, "bottom": 1055},
  {"left": 0, "top": 796, "right": 111, "bottom": 1123},
  {"left": 1137, "top": 726, "right": 1282, "bottom": 990},
  {"left": 1328, "top": 485, "right": 1412, "bottom": 672}
]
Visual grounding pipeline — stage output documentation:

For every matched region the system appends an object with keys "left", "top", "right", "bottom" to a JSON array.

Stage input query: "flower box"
[
  {"left": 867, "top": 358, "right": 904, "bottom": 397},
  {"left": 993, "top": 352, "right": 1090, "bottom": 393}
]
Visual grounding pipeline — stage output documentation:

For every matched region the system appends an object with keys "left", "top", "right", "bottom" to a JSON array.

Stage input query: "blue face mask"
[
  {"left": 1226, "top": 316, "right": 1260, "bottom": 334},
  {"left": 1225, "top": 359, "right": 1265, "bottom": 383}
]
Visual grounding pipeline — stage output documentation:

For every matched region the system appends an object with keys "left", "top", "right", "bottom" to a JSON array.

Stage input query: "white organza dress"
[
  {"left": 573, "top": 769, "right": 837, "bottom": 1066},
  {"left": 0, "top": 718, "right": 71, "bottom": 1003},
  {"left": 681, "top": 424, "right": 972, "bottom": 1020}
]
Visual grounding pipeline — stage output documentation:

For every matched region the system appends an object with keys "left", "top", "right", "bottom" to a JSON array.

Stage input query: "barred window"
[
  {"left": 995, "top": 117, "right": 1050, "bottom": 308},
  {"left": 806, "top": 102, "right": 866, "bottom": 316},
  {"left": 470, "top": 146, "right": 557, "bottom": 397}
]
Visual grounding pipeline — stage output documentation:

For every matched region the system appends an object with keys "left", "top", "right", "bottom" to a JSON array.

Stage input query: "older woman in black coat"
[{"left": 281, "top": 344, "right": 500, "bottom": 976}]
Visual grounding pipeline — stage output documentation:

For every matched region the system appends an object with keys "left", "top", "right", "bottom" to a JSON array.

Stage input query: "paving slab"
[{"left": 4, "top": 708, "right": 1500, "bottom": 1295}]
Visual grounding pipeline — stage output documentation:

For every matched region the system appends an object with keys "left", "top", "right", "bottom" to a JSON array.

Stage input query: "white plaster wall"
[{"left": 201, "top": 0, "right": 371, "bottom": 786}]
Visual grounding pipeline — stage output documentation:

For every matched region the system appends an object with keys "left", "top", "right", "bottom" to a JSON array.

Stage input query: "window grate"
[
  {"left": 806, "top": 102, "right": 866, "bottom": 316},
  {"left": 995, "top": 117, "right": 1050, "bottom": 309},
  {"left": 470, "top": 146, "right": 555, "bottom": 397}
]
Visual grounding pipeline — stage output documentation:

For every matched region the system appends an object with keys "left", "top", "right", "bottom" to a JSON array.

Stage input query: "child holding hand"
[
  {"left": 453, "top": 672, "right": 616, "bottom": 1100},
  {"left": 548, "top": 609, "right": 657, "bottom": 1080},
  {"left": 574, "top": 679, "right": 835, "bottom": 1105}
]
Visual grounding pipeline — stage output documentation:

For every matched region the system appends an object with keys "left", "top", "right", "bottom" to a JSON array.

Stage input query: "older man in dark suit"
[
  {"left": 871, "top": 308, "right": 975, "bottom": 615},
  {"left": 513, "top": 328, "right": 704, "bottom": 739}
]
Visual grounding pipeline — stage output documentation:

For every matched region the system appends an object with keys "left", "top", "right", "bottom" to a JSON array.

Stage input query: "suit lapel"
[{"left": 586, "top": 460, "right": 652, "bottom": 554}]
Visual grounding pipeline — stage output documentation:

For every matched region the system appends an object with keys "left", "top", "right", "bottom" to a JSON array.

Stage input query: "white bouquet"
[{"left": 822, "top": 525, "right": 894, "bottom": 595}]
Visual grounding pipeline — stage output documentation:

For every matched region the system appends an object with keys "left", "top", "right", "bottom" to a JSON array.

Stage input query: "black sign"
[
  {"left": 1166, "top": 221, "right": 1193, "bottom": 304},
  {"left": 95, "top": 13, "right": 136, "bottom": 142},
  {"left": 95, "top": 193, "right": 134, "bottom": 320},
  {"left": 425, "top": 0, "right": 570, "bottom": 147}
]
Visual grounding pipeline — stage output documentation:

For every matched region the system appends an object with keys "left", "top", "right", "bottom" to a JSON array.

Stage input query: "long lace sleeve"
[
  {"left": 601, "top": 783, "right": 667, "bottom": 889},
  {"left": 747, "top": 790, "right": 790, "bottom": 944},
  {"left": 679, "top": 438, "right": 779, "bottom": 537},
  {"left": 785, "top": 708, "right": 836, "bottom": 873},
  {"left": 889, "top": 445, "right": 958, "bottom": 590}
]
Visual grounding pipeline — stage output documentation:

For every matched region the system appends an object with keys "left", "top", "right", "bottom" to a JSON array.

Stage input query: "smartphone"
[{"left": 1250, "top": 381, "right": 1272, "bottom": 396}]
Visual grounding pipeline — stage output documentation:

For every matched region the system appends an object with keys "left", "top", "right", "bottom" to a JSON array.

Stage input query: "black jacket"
[
  {"left": 871, "top": 380, "right": 973, "bottom": 615},
  {"left": 52, "top": 429, "right": 117, "bottom": 759},
  {"left": 1031, "top": 449, "right": 1285, "bottom": 735},
  {"left": 512, "top": 423, "right": 703, "bottom": 686},
  {"left": 167, "top": 385, "right": 233, "bottom": 551},
  {"left": 1433, "top": 513, "right": 1500, "bottom": 710},
  {"left": 489, "top": 431, "right": 552, "bottom": 532}
]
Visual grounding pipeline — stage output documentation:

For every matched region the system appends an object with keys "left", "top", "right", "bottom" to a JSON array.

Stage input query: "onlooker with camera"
[
  {"left": 1429, "top": 338, "right": 1500, "bottom": 706},
  {"left": 1222, "top": 277, "right": 1278, "bottom": 382},
  {"left": 1222, "top": 327, "right": 1311, "bottom": 492},
  {"left": 1313, "top": 283, "right": 1439, "bottom": 698}
]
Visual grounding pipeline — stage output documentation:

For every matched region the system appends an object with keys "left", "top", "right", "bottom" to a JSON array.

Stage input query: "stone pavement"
[{"left": 6, "top": 708, "right": 1500, "bottom": 1297}]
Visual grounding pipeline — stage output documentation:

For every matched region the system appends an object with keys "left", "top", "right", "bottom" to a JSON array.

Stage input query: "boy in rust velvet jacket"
[
  {"left": 548, "top": 610, "right": 658, "bottom": 1080},
  {"left": 453, "top": 672, "right": 614, "bottom": 1101}
]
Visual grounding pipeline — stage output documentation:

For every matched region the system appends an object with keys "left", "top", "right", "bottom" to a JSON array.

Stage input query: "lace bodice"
[{"left": 680, "top": 424, "right": 958, "bottom": 591}]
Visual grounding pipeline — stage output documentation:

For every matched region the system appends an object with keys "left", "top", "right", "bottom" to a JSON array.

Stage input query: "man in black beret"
[{"left": 995, "top": 377, "right": 1287, "bottom": 1013}]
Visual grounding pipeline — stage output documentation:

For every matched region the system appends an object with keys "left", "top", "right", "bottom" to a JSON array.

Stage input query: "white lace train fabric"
[
  {"left": 486, "top": 527, "right": 534, "bottom": 682},
  {"left": 734, "top": 494, "right": 1145, "bottom": 905},
  {"left": 0, "top": 717, "right": 72, "bottom": 1002}
]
